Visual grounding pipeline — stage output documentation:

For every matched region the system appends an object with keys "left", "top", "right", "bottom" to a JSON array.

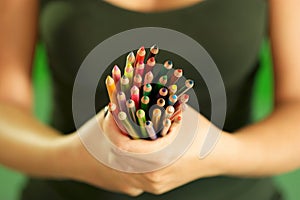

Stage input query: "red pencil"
[{"left": 134, "top": 46, "right": 146, "bottom": 67}]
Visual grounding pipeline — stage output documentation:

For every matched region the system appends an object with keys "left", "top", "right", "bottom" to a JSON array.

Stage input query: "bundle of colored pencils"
[{"left": 105, "top": 45, "right": 194, "bottom": 140}]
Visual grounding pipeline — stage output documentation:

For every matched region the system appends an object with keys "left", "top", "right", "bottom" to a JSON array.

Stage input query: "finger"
[{"left": 126, "top": 188, "right": 144, "bottom": 197}]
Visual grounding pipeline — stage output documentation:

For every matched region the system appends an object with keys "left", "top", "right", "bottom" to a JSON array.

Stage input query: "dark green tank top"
[{"left": 21, "top": 0, "right": 281, "bottom": 200}]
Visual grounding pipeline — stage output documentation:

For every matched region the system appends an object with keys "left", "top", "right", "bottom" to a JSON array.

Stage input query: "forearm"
[
  {"left": 226, "top": 101, "right": 300, "bottom": 176},
  {"left": 0, "top": 102, "right": 67, "bottom": 178},
  {"left": 224, "top": 0, "right": 300, "bottom": 177}
]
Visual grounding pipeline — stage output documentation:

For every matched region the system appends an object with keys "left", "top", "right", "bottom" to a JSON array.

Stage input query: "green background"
[{"left": 0, "top": 41, "right": 300, "bottom": 199}]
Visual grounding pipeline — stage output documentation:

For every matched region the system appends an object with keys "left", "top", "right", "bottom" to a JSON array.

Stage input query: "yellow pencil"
[{"left": 105, "top": 75, "right": 116, "bottom": 104}]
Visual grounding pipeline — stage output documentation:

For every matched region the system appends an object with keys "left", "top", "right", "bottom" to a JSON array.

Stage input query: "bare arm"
[
  {"left": 223, "top": 0, "right": 300, "bottom": 176},
  {"left": 0, "top": 1, "right": 143, "bottom": 196},
  {"left": 0, "top": 0, "right": 37, "bottom": 110},
  {"left": 0, "top": 0, "right": 68, "bottom": 177}
]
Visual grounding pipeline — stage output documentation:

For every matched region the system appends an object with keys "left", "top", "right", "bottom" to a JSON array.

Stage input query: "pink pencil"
[
  {"left": 112, "top": 65, "right": 121, "bottom": 83},
  {"left": 135, "top": 60, "right": 145, "bottom": 77},
  {"left": 175, "top": 94, "right": 189, "bottom": 109},
  {"left": 133, "top": 74, "right": 142, "bottom": 88},
  {"left": 145, "top": 57, "right": 156, "bottom": 74},
  {"left": 144, "top": 71, "right": 154, "bottom": 85},
  {"left": 130, "top": 85, "right": 140, "bottom": 109},
  {"left": 168, "top": 69, "right": 183, "bottom": 85}
]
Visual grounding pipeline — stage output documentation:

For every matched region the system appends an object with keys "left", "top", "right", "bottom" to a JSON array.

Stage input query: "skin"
[{"left": 1, "top": 0, "right": 300, "bottom": 197}]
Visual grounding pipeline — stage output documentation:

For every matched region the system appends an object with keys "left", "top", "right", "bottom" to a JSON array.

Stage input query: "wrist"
[
  {"left": 195, "top": 131, "right": 240, "bottom": 178},
  {"left": 48, "top": 133, "right": 82, "bottom": 179},
  {"left": 213, "top": 131, "right": 240, "bottom": 176},
  {"left": 53, "top": 132, "right": 105, "bottom": 182},
  {"left": 212, "top": 131, "right": 264, "bottom": 177}
]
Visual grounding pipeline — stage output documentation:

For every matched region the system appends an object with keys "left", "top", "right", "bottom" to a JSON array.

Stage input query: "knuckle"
[
  {"left": 145, "top": 171, "right": 162, "bottom": 183},
  {"left": 114, "top": 139, "right": 129, "bottom": 152}
]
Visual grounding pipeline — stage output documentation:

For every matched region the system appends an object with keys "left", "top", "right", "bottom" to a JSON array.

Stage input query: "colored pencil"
[
  {"left": 168, "top": 69, "right": 182, "bottom": 85},
  {"left": 108, "top": 103, "right": 126, "bottom": 133},
  {"left": 176, "top": 79, "right": 194, "bottom": 98},
  {"left": 168, "top": 95, "right": 178, "bottom": 106},
  {"left": 148, "top": 44, "right": 159, "bottom": 59},
  {"left": 145, "top": 57, "right": 156, "bottom": 74},
  {"left": 120, "top": 75, "right": 130, "bottom": 93},
  {"left": 130, "top": 85, "right": 140, "bottom": 109},
  {"left": 165, "top": 106, "right": 175, "bottom": 119},
  {"left": 171, "top": 103, "right": 187, "bottom": 121},
  {"left": 157, "top": 98, "right": 165, "bottom": 108},
  {"left": 126, "top": 51, "right": 135, "bottom": 66},
  {"left": 112, "top": 65, "right": 121, "bottom": 83},
  {"left": 118, "top": 111, "right": 139, "bottom": 139},
  {"left": 158, "top": 87, "right": 168, "bottom": 99},
  {"left": 156, "top": 75, "right": 167, "bottom": 91},
  {"left": 126, "top": 99, "right": 137, "bottom": 123},
  {"left": 175, "top": 94, "right": 189, "bottom": 109},
  {"left": 141, "top": 96, "right": 150, "bottom": 111},
  {"left": 174, "top": 115, "right": 182, "bottom": 124},
  {"left": 135, "top": 60, "right": 145, "bottom": 77},
  {"left": 124, "top": 63, "right": 134, "bottom": 85},
  {"left": 134, "top": 46, "right": 146, "bottom": 67},
  {"left": 133, "top": 74, "right": 142, "bottom": 88},
  {"left": 145, "top": 121, "right": 157, "bottom": 140},
  {"left": 105, "top": 75, "right": 116, "bottom": 104},
  {"left": 136, "top": 109, "right": 147, "bottom": 138},
  {"left": 152, "top": 108, "right": 161, "bottom": 132},
  {"left": 143, "top": 83, "right": 152, "bottom": 96},
  {"left": 161, "top": 118, "right": 171, "bottom": 136},
  {"left": 144, "top": 71, "right": 154, "bottom": 85},
  {"left": 117, "top": 91, "right": 127, "bottom": 111},
  {"left": 157, "top": 60, "right": 173, "bottom": 78}
]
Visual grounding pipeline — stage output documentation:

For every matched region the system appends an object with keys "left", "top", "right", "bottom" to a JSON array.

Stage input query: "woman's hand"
[
  {"left": 100, "top": 106, "right": 236, "bottom": 195},
  {"left": 52, "top": 110, "right": 145, "bottom": 196},
  {"left": 55, "top": 105, "right": 235, "bottom": 196}
]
